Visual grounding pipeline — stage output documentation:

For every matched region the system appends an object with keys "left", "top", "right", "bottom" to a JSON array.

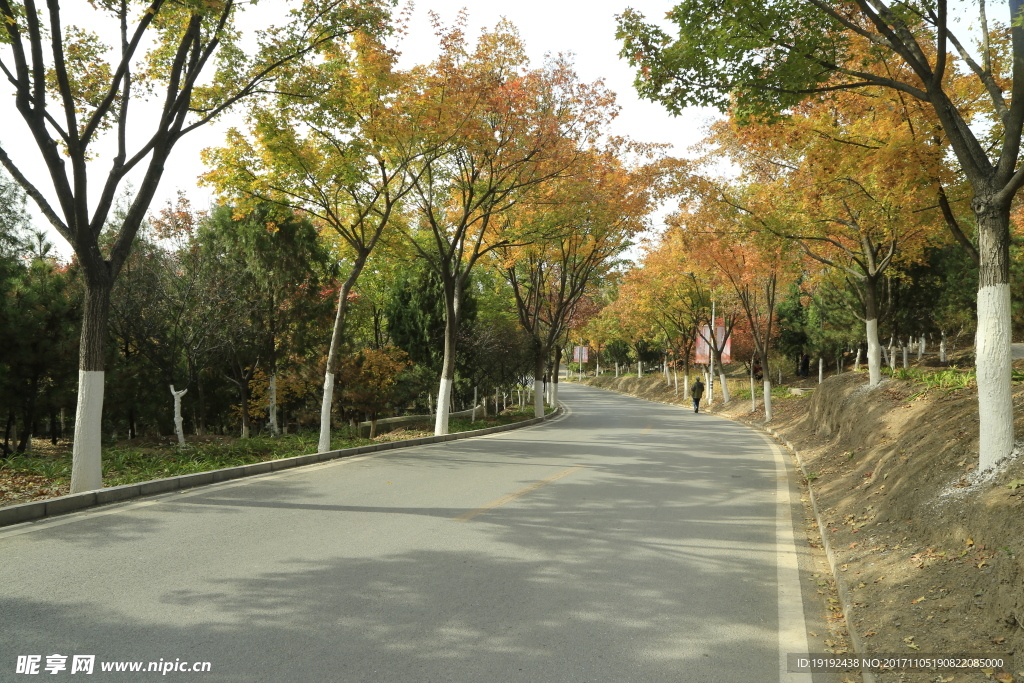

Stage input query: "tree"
[
  {"left": 337, "top": 346, "right": 410, "bottom": 437},
  {"left": 397, "top": 16, "right": 616, "bottom": 434},
  {"left": 203, "top": 32, "right": 426, "bottom": 453},
  {"left": 0, "top": 0, "right": 391, "bottom": 490},
  {"left": 674, "top": 217, "right": 794, "bottom": 419},
  {"left": 617, "top": 0, "right": 1020, "bottom": 469},
  {"left": 701, "top": 86, "right": 949, "bottom": 387},
  {"left": 199, "top": 203, "right": 333, "bottom": 438},
  {"left": 498, "top": 149, "right": 656, "bottom": 416}
]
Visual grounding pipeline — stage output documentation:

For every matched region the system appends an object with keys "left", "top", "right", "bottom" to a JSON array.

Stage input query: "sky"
[{"left": 4, "top": 1, "right": 717, "bottom": 258}]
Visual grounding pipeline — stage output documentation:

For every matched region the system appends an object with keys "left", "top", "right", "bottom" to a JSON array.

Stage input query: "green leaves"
[{"left": 616, "top": 1, "right": 849, "bottom": 118}]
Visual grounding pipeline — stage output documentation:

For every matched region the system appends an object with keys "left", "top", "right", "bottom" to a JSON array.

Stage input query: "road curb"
[{"left": 0, "top": 405, "right": 564, "bottom": 530}]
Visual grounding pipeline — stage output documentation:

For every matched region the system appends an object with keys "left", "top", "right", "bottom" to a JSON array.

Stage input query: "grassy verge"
[{"left": 0, "top": 405, "right": 549, "bottom": 507}]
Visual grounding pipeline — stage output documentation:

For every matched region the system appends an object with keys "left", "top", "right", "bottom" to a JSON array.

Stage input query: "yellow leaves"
[{"left": 903, "top": 635, "right": 920, "bottom": 650}]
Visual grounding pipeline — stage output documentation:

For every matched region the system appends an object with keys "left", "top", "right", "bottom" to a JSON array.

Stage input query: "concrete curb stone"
[{"left": 0, "top": 405, "right": 562, "bottom": 529}]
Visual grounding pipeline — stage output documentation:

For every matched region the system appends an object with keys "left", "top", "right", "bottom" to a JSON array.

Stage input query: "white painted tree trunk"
[
  {"left": 763, "top": 380, "right": 773, "bottom": 421},
  {"left": 434, "top": 377, "right": 453, "bottom": 435},
  {"left": 69, "top": 371, "right": 105, "bottom": 492},
  {"left": 428, "top": 392, "right": 433, "bottom": 415},
  {"left": 887, "top": 338, "right": 896, "bottom": 370},
  {"left": 637, "top": 362, "right": 642, "bottom": 378},
  {"left": 918, "top": 335, "right": 925, "bottom": 360},
  {"left": 706, "top": 371, "right": 714, "bottom": 403},
  {"left": 615, "top": 362, "right": 619, "bottom": 378},
  {"left": 818, "top": 357, "right": 823, "bottom": 384},
  {"left": 664, "top": 359, "right": 670, "bottom": 386},
  {"left": 683, "top": 373, "right": 690, "bottom": 398},
  {"left": 777, "top": 368, "right": 782, "bottom": 385},
  {"left": 317, "top": 373, "right": 335, "bottom": 453},
  {"left": 875, "top": 323, "right": 889, "bottom": 378},
  {"left": 673, "top": 368, "right": 679, "bottom": 394},
  {"left": 855, "top": 347, "right": 862, "bottom": 372},
  {"left": 718, "top": 370, "right": 730, "bottom": 402},
  {"left": 170, "top": 384, "right": 188, "bottom": 446},
  {"left": 750, "top": 370, "right": 757, "bottom": 413},
  {"left": 940, "top": 332, "right": 947, "bottom": 363},
  {"left": 533, "top": 378, "right": 544, "bottom": 418},
  {"left": 902, "top": 344, "right": 909, "bottom": 369},
  {"left": 976, "top": 284, "right": 1014, "bottom": 470},
  {"left": 472, "top": 387, "right": 478, "bottom": 422},
  {"left": 268, "top": 373, "right": 279, "bottom": 436},
  {"left": 552, "top": 380, "right": 558, "bottom": 407}
]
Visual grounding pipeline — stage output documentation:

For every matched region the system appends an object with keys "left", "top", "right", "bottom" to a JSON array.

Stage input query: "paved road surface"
[{"left": 2, "top": 383, "right": 819, "bottom": 682}]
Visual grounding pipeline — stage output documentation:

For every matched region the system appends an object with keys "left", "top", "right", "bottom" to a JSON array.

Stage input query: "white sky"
[{"left": 4, "top": 1, "right": 717, "bottom": 258}]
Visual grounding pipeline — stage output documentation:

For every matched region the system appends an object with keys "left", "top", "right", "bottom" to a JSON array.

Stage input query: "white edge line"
[{"left": 760, "top": 431, "right": 813, "bottom": 682}]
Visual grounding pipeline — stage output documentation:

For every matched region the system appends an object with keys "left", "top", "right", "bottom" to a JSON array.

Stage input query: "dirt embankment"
[{"left": 574, "top": 371, "right": 1024, "bottom": 683}]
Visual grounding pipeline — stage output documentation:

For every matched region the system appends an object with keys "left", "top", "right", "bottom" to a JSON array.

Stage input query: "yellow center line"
[{"left": 452, "top": 465, "right": 587, "bottom": 522}]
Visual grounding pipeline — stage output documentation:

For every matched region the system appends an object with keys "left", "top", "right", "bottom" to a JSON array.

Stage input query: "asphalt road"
[{"left": 1, "top": 382, "right": 818, "bottom": 682}]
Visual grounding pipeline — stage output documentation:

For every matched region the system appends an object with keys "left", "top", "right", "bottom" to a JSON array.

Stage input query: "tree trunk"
[
  {"left": 70, "top": 278, "right": 113, "bottom": 493},
  {"left": 170, "top": 384, "right": 188, "bottom": 446},
  {"left": 268, "top": 373, "right": 279, "bottom": 436},
  {"left": 750, "top": 365, "right": 757, "bottom": 413},
  {"left": 434, "top": 284, "right": 461, "bottom": 436},
  {"left": 818, "top": 357, "right": 823, "bottom": 384},
  {"left": 239, "top": 379, "right": 251, "bottom": 439},
  {"left": 552, "top": 346, "right": 562, "bottom": 408},
  {"left": 533, "top": 351, "right": 545, "bottom": 418},
  {"left": 472, "top": 387, "right": 478, "bottom": 422},
  {"left": 318, "top": 260, "right": 366, "bottom": 453},
  {"left": 974, "top": 198, "right": 1014, "bottom": 470},
  {"left": 196, "top": 371, "right": 207, "bottom": 436},
  {"left": 855, "top": 347, "right": 862, "bottom": 372},
  {"left": 940, "top": 332, "right": 947, "bottom": 363}
]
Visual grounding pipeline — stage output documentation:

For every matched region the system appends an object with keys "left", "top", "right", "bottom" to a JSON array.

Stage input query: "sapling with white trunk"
[
  {"left": 749, "top": 366, "right": 756, "bottom": 412},
  {"left": 268, "top": 374, "right": 280, "bottom": 436},
  {"left": 170, "top": 385, "right": 188, "bottom": 446}
]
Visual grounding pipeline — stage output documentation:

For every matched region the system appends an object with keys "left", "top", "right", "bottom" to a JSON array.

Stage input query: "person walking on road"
[{"left": 690, "top": 378, "right": 704, "bottom": 413}]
